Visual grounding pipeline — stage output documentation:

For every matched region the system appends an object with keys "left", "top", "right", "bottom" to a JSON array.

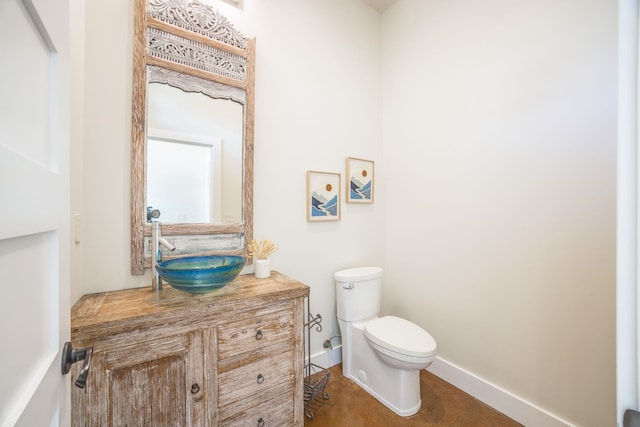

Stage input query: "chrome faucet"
[{"left": 151, "top": 221, "right": 176, "bottom": 290}]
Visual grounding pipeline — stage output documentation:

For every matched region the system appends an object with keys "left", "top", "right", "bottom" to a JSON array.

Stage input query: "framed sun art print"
[
  {"left": 306, "top": 171, "right": 341, "bottom": 222},
  {"left": 346, "top": 157, "right": 374, "bottom": 203}
]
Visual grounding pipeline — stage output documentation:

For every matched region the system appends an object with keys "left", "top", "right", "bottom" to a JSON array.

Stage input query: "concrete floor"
[{"left": 304, "top": 364, "right": 522, "bottom": 427}]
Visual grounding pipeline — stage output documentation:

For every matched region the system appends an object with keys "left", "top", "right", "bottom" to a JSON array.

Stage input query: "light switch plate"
[{"left": 74, "top": 214, "right": 81, "bottom": 243}]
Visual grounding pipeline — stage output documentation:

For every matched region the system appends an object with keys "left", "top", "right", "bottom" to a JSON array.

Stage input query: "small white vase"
[{"left": 254, "top": 258, "right": 271, "bottom": 279}]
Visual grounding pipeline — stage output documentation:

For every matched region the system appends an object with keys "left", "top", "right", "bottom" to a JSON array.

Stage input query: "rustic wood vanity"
[{"left": 70, "top": 272, "right": 309, "bottom": 426}]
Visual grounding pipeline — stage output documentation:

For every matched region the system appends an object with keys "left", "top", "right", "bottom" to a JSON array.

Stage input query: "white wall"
[
  {"left": 382, "top": 1, "right": 617, "bottom": 426},
  {"left": 617, "top": 1, "right": 638, "bottom": 424},
  {"left": 76, "top": 0, "right": 384, "bottom": 359},
  {"left": 70, "top": 0, "right": 85, "bottom": 304}
]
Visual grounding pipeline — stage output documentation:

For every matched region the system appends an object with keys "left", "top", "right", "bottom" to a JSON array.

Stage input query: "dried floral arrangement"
[{"left": 247, "top": 239, "right": 279, "bottom": 259}]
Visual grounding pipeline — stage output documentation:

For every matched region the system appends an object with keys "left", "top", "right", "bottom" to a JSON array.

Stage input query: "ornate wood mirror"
[{"left": 130, "top": 0, "right": 255, "bottom": 274}]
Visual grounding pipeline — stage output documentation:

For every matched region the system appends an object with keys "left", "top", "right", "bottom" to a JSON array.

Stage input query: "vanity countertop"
[{"left": 71, "top": 271, "right": 309, "bottom": 343}]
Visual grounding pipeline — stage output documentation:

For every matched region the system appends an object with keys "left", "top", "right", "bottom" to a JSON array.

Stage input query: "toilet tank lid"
[{"left": 334, "top": 267, "right": 383, "bottom": 282}]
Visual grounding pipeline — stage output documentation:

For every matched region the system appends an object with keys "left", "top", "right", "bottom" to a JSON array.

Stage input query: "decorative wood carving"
[
  {"left": 148, "top": 65, "right": 246, "bottom": 104},
  {"left": 131, "top": 0, "right": 255, "bottom": 274},
  {"left": 147, "top": 27, "right": 247, "bottom": 81},
  {"left": 147, "top": 0, "right": 247, "bottom": 49}
]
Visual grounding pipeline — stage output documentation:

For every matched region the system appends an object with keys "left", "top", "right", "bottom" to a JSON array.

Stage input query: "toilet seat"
[{"left": 364, "top": 316, "right": 436, "bottom": 359}]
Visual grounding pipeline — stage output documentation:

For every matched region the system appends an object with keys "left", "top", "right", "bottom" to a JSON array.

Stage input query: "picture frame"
[
  {"left": 346, "top": 157, "right": 374, "bottom": 203},
  {"left": 306, "top": 171, "right": 341, "bottom": 221}
]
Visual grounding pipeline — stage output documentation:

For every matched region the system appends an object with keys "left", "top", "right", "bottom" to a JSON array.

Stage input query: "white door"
[{"left": 0, "top": 0, "right": 71, "bottom": 425}]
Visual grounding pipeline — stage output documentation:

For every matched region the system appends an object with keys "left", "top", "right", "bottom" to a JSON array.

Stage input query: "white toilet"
[{"left": 335, "top": 266, "right": 437, "bottom": 417}]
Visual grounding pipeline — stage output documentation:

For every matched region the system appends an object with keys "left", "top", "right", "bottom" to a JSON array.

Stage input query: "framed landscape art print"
[
  {"left": 306, "top": 171, "right": 341, "bottom": 222},
  {"left": 346, "top": 157, "right": 374, "bottom": 203}
]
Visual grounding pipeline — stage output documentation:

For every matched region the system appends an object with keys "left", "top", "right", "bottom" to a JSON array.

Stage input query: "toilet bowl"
[{"left": 335, "top": 267, "right": 437, "bottom": 417}]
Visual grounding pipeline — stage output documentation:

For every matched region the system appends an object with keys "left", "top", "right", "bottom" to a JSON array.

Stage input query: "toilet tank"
[{"left": 335, "top": 267, "right": 383, "bottom": 322}]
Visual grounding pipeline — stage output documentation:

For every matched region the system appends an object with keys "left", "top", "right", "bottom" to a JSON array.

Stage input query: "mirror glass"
[{"left": 146, "top": 82, "right": 243, "bottom": 224}]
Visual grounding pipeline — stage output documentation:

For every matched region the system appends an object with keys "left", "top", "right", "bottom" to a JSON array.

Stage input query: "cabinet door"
[{"left": 72, "top": 330, "right": 209, "bottom": 427}]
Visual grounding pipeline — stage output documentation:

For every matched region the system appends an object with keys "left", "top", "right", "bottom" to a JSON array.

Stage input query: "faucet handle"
[{"left": 147, "top": 206, "right": 161, "bottom": 222}]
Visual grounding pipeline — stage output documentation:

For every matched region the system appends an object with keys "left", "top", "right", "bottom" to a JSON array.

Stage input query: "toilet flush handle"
[{"left": 343, "top": 283, "right": 355, "bottom": 290}]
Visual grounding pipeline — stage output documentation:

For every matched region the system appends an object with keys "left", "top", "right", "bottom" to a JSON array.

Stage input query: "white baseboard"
[
  {"left": 310, "top": 349, "right": 573, "bottom": 427},
  {"left": 310, "top": 345, "right": 342, "bottom": 369},
  {"left": 427, "top": 357, "right": 574, "bottom": 427}
]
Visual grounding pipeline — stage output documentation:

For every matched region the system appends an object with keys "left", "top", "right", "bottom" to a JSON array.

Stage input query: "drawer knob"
[
  {"left": 257, "top": 373, "right": 264, "bottom": 384},
  {"left": 191, "top": 383, "right": 200, "bottom": 394},
  {"left": 257, "top": 417, "right": 265, "bottom": 427},
  {"left": 255, "top": 329, "right": 263, "bottom": 340}
]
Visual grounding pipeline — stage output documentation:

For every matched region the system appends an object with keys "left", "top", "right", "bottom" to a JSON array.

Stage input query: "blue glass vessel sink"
[{"left": 156, "top": 255, "right": 245, "bottom": 293}]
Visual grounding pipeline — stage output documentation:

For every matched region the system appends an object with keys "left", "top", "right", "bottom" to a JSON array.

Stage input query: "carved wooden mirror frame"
[{"left": 131, "top": 0, "right": 255, "bottom": 274}]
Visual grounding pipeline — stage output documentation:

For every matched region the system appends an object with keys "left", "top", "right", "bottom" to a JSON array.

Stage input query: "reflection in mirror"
[
  {"left": 147, "top": 133, "right": 219, "bottom": 223},
  {"left": 146, "top": 82, "right": 243, "bottom": 224}
]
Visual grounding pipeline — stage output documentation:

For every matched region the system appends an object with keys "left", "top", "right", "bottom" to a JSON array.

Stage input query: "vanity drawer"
[
  {"left": 219, "top": 390, "right": 294, "bottom": 427},
  {"left": 218, "top": 349, "right": 294, "bottom": 408},
  {"left": 218, "top": 308, "right": 294, "bottom": 360}
]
